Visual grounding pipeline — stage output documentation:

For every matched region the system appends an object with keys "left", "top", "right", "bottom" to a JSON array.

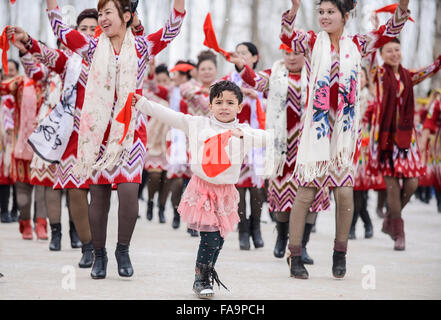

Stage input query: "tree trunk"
[
  {"left": 250, "top": 0, "right": 261, "bottom": 66},
  {"left": 185, "top": 0, "right": 193, "bottom": 60},
  {"left": 218, "top": 0, "right": 233, "bottom": 76},
  {"left": 432, "top": 1, "right": 441, "bottom": 90}
]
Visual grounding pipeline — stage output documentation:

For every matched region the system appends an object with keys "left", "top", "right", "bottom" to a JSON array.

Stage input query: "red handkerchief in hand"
[
  {"left": 375, "top": 4, "right": 415, "bottom": 22},
  {"left": 203, "top": 13, "right": 231, "bottom": 61},
  {"left": 0, "top": 26, "right": 14, "bottom": 75},
  {"left": 202, "top": 130, "right": 232, "bottom": 178}
]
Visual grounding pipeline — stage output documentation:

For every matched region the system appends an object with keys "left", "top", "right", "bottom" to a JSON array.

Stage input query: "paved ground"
[{"left": 1, "top": 190, "right": 440, "bottom": 300}]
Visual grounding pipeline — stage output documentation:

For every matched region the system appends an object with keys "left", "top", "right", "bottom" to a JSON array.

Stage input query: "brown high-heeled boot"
[{"left": 391, "top": 218, "right": 405, "bottom": 251}]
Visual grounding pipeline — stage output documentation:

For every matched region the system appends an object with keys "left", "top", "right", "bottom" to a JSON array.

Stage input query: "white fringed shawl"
[
  {"left": 295, "top": 31, "right": 361, "bottom": 183},
  {"left": 76, "top": 29, "right": 138, "bottom": 179}
]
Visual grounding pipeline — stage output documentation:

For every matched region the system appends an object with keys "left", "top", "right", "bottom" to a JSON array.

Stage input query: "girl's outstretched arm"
[{"left": 133, "top": 94, "right": 191, "bottom": 135}]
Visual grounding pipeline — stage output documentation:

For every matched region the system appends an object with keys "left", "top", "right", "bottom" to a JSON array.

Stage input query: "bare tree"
[
  {"left": 432, "top": 1, "right": 441, "bottom": 90},
  {"left": 185, "top": 0, "right": 193, "bottom": 60},
  {"left": 250, "top": 0, "right": 260, "bottom": 50},
  {"left": 218, "top": 0, "right": 233, "bottom": 76}
]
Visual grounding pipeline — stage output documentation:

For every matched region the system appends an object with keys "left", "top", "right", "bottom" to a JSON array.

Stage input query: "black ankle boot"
[
  {"left": 69, "top": 221, "right": 82, "bottom": 249},
  {"left": 49, "top": 223, "right": 62, "bottom": 251},
  {"left": 172, "top": 208, "right": 180, "bottom": 229},
  {"left": 332, "top": 250, "right": 346, "bottom": 279},
  {"left": 78, "top": 241, "right": 94, "bottom": 268},
  {"left": 10, "top": 209, "right": 18, "bottom": 222},
  {"left": 193, "top": 263, "right": 214, "bottom": 299},
  {"left": 274, "top": 221, "right": 289, "bottom": 258},
  {"left": 250, "top": 216, "right": 264, "bottom": 249},
  {"left": 115, "top": 243, "right": 133, "bottom": 277},
  {"left": 187, "top": 228, "right": 199, "bottom": 237},
  {"left": 158, "top": 205, "right": 166, "bottom": 224},
  {"left": 238, "top": 217, "right": 250, "bottom": 250},
  {"left": 348, "top": 224, "right": 356, "bottom": 240},
  {"left": 146, "top": 200, "right": 153, "bottom": 221},
  {"left": 91, "top": 248, "right": 108, "bottom": 279},
  {"left": 364, "top": 220, "right": 373, "bottom": 239},
  {"left": 301, "top": 223, "right": 314, "bottom": 264},
  {"left": 1, "top": 211, "right": 11, "bottom": 223},
  {"left": 288, "top": 256, "right": 309, "bottom": 279},
  {"left": 436, "top": 191, "right": 441, "bottom": 213}
]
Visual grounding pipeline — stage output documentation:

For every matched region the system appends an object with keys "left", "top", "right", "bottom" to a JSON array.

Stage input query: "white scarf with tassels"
[
  {"left": 295, "top": 30, "right": 361, "bottom": 183},
  {"left": 76, "top": 29, "right": 138, "bottom": 179}
]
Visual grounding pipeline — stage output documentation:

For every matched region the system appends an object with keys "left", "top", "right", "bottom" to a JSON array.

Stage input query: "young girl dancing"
[{"left": 129, "top": 80, "right": 268, "bottom": 299}]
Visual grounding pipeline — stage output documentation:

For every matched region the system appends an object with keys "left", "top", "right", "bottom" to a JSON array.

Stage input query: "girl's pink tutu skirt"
[{"left": 178, "top": 175, "right": 240, "bottom": 238}]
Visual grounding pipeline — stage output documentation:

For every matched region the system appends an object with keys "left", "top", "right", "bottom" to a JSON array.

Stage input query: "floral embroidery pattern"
[
  {"left": 313, "top": 78, "right": 330, "bottom": 140},
  {"left": 339, "top": 70, "right": 358, "bottom": 133}
]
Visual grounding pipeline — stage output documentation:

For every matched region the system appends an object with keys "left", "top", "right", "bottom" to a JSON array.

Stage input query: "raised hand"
[
  {"left": 174, "top": 0, "right": 185, "bottom": 14},
  {"left": 241, "top": 87, "right": 259, "bottom": 100},
  {"left": 6, "top": 26, "right": 28, "bottom": 43},
  {"left": 231, "top": 128, "right": 244, "bottom": 139},
  {"left": 6, "top": 27, "right": 27, "bottom": 53},
  {"left": 132, "top": 93, "right": 143, "bottom": 106},
  {"left": 226, "top": 51, "right": 245, "bottom": 71},
  {"left": 370, "top": 12, "right": 380, "bottom": 30},
  {"left": 46, "top": 0, "right": 58, "bottom": 11},
  {"left": 291, "top": 0, "right": 301, "bottom": 9},
  {"left": 288, "top": 0, "right": 301, "bottom": 18},
  {"left": 132, "top": 11, "right": 141, "bottom": 28},
  {"left": 399, "top": 0, "right": 410, "bottom": 11}
]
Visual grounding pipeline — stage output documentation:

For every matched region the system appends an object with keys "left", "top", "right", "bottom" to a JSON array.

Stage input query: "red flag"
[
  {"left": 170, "top": 63, "right": 195, "bottom": 73},
  {"left": 375, "top": 4, "right": 415, "bottom": 22},
  {"left": 0, "top": 26, "right": 15, "bottom": 75},
  {"left": 115, "top": 92, "right": 135, "bottom": 145},
  {"left": 203, "top": 13, "right": 230, "bottom": 61},
  {"left": 202, "top": 130, "right": 232, "bottom": 178},
  {"left": 94, "top": 25, "right": 103, "bottom": 38},
  {"left": 256, "top": 99, "right": 266, "bottom": 130},
  {"left": 279, "top": 43, "right": 293, "bottom": 53},
  {"left": 10, "top": 0, "right": 16, "bottom": 4}
]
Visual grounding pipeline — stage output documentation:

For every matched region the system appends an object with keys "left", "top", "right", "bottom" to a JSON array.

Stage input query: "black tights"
[
  {"left": 352, "top": 190, "right": 372, "bottom": 227},
  {"left": 147, "top": 171, "right": 168, "bottom": 207},
  {"left": 237, "top": 187, "right": 263, "bottom": 223},
  {"left": 0, "top": 185, "right": 10, "bottom": 213},
  {"left": 88, "top": 183, "right": 139, "bottom": 248},
  {"left": 196, "top": 231, "right": 224, "bottom": 266}
]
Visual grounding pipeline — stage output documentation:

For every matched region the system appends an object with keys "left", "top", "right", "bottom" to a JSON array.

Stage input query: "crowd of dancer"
[{"left": 0, "top": 0, "right": 440, "bottom": 299}]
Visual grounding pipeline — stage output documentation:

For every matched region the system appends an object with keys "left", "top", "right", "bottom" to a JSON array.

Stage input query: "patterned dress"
[
  {"left": 0, "top": 96, "right": 14, "bottom": 185},
  {"left": 280, "top": 7, "right": 409, "bottom": 188},
  {"left": 416, "top": 106, "right": 435, "bottom": 187},
  {"left": 240, "top": 65, "right": 329, "bottom": 213},
  {"left": 24, "top": 36, "right": 89, "bottom": 189},
  {"left": 223, "top": 71, "right": 265, "bottom": 189},
  {"left": 423, "top": 98, "right": 441, "bottom": 191},
  {"left": 368, "top": 55, "right": 441, "bottom": 179},
  {"left": 47, "top": 6, "right": 185, "bottom": 185},
  {"left": 0, "top": 55, "right": 48, "bottom": 183},
  {"left": 354, "top": 88, "right": 375, "bottom": 191},
  {"left": 180, "top": 79, "right": 211, "bottom": 117},
  {"left": 19, "top": 56, "right": 61, "bottom": 187},
  {"left": 143, "top": 75, "right": 171, "bottom": 171}
]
